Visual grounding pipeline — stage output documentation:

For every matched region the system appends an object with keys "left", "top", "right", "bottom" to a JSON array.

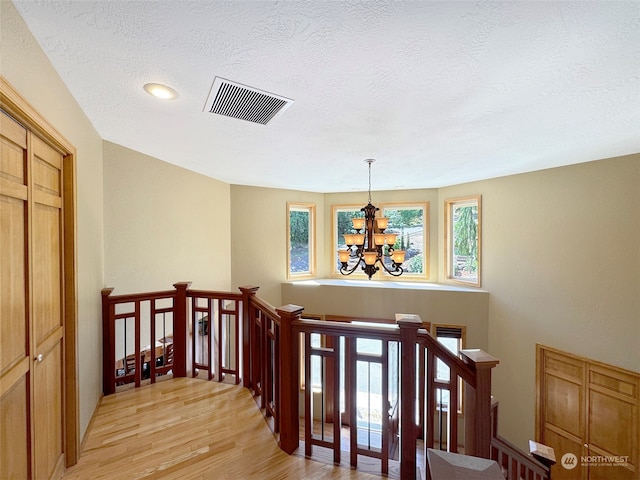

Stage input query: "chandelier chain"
[{"left": 367, "top": 159, "right": 373, "bottom": 204}]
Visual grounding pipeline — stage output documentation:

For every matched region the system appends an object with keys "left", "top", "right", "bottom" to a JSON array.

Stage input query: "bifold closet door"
[{"left": 0, "top": 111, "right": 66, "bottom": 480}]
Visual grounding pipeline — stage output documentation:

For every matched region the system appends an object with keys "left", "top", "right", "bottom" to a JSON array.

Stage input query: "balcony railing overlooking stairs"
[{"left": 102, "top": 282, "right": 547, "bottom": 480}]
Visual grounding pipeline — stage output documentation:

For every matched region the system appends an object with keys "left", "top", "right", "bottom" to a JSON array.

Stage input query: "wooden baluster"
[
  {"left": 273, "top": 320, "right": 281, "bottom": 433},
  {"left": 190, "top": 296, "right": 197, "bottom": 378},
  {"left": 381, "top": 338, "right": 389, "bottom": 475},
  {"left": 134, "top": 300, "right": 141, "bottom": 387},
  {"left": 426, "top": 350, "right": 435, "bottom": 450},
  {"left": 397, "top": 313, "right": 422, "bottom": 480},
  {"left": 276, "top": 304, "right": 303, "bottom": 454},
  {"left": 261, "top": 312, "right": 269, "bottom": 410},
  {"left": 461, "top": 349, "right": 499, "bottom": 458},
  {"left": 239, "top": 286, "right": 259, "bottom": 389},
  {"left": 417, "top": 346, "right": 426, "bottom": 439},
  {"left": 101, "top": 288, "right": 115, "bottom": 395},
  {"left": 348, "top": 336, "right": 358, "bottom": 469},
  {"left": 449, "top": 373, "right": 459, "bottom": 452},
  {"left": 331, "top": 334, "right": 341, "bottom": 465},
  {"left": 150, "top": 299, "right": 157, "bottom": 383},
  {"left": 304, "top": 332, "right": 312, "bottom": 458},
  {"left": 172, "top": 282, "right": 191, "bottom": 378}
]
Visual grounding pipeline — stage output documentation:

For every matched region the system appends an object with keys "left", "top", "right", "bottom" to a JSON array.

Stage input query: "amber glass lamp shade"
[
  {"left": 352, "top": 218, "right": 365, "bottom": 230},
  {"left": 338, "top": 249, "right": 351, "bottom": 263},
  {"left": 392, "top": 250, "right": 406, "bottom": 264},
  {"left": 363, "top": 251, "right": 378, "bottom": 265}
]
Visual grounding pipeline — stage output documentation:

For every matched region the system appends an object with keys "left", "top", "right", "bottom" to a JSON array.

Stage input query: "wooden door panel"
[
  {"left": 0, "top": 195, "right": 28, "bottom": 370},
  {"left": 0, "top": 111, "right": 27, "bottom": 182},
  {"left": 1, "top": 113, "right": 28, "bottom": 373},
  {"left": 0, "top": 112, "right": 31, "bottom": 479},
  {"left": 589, "top": 389, "right": 634, "bottom": 456},
  {"left": 545, "top": 373, "right": 583, "bottom": 436},
  {"left": 32, "top": 136, "right": 62, "bottom": 197},
  {"left": 31, "top": 135, "right": 65, "bottom": 480},
  {"left": 0, "top": 375, "right": 30, "bottom": 480},
  {"left": 32, "top": 202, "right": 62, "bottom": 341},
  {"left": 545, "top": 428, "right": 582, "bottom": 480},
  {"left": 588, "top": 365, "right": 639, "bottom": 480},
  {"left": 33, "top": 341, "right": 64, "bottom": 480}
]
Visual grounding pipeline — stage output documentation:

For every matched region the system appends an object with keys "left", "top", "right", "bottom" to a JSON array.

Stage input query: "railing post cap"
[
  {"left": 101, "top": 287, "right": 114, "bottom": 296},
  {"left": 276, "top": 304, "right": 305, "bottom": 316},
  {"left": 239, "top": 285, "right": 260, "bottom": 294},
  {"left": 460, "top": 349, "right": 500, "bottom": 368},
  {"left": 395, "top": 313, "right": 422, "bottom": 327},
  {"left": 173, "top": 281, "right": 192, "bottom": 289}
]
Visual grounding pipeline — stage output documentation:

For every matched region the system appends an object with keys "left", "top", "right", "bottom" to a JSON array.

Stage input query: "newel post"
[
  {"left": 397, "top": 313, "right": 423, "bottom": 480},
  {"left": 460, "top": 349, "right": 499, "bottom": 458},
  {"left": 101, "top": 288, "right": 115, "bottom": 395},
  {"left": 276, "top": 304, "right": 304, "bottom": 455},
  {"left": 239, "top": 286, "right": 260, "bottom": 389},
  {"left": 172, "top": 282, "right": 191, "bottom": 378}
]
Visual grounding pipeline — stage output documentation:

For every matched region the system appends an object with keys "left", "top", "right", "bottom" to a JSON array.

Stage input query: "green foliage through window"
[
  {"left": 287, "top": 203, "right": 315, "bottom": 277},
  {"left": 446, "top": 196, "right": 481, "bottom": 285}
]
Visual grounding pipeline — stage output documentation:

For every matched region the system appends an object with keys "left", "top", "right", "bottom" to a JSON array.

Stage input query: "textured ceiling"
[{"left": 12, "top": 0, "right": 640, "bottom": 192}]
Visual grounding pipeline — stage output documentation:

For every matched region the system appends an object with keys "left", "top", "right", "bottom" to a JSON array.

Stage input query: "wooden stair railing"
[
  {"left": 490, "top": 401, "right": 551, "bottom": 480},
  {"left": 102, "top": 282, "right": 243, "bottom": 394},
  {"left": 187, "top": 288, "right": 243, "bottom": 383},
  {"left": 101, "top": 282, "right": 190, "bottom": 395},
  {"left": 103, "top": 283, "right": 501, "bottom": 480}
]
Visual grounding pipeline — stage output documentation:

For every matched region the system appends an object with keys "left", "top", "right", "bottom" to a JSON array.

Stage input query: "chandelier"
[{"left": 338, "top": 159, "right": 405, "bottom": 279}]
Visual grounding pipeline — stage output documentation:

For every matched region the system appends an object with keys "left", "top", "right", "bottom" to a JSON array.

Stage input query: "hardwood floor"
[{"left": 64, "top": 378, "right": 381, "bottom": 479}]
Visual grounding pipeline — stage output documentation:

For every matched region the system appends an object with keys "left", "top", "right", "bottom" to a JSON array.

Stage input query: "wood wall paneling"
[{"left": 538, "top": 345, "right": 639, "bottom": 480}]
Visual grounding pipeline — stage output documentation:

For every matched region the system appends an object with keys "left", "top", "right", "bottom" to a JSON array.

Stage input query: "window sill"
[{"left": 287, "top": 278, "right": 486, "bottom": 293}]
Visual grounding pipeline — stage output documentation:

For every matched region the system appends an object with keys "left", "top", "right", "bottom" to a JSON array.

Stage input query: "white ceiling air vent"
[{"left": 203, "top": 77, "right": 294, "bottom": 125}]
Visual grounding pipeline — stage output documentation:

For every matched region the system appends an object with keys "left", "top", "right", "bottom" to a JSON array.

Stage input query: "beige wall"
[
  {"left": 103, "top": 142, "right": 231, "bottom": 293},
  {"left": 439, "top": 154, "right": 640, "bottom": 450},
  {"left": 2, "top": 1, "right": 105, "bottom": 438},
  {"left": 282, "top": 282, "right": 489, "bottom": 350},
  {"left": 230, "top": 185, "right": 325, "bottom": 306}
]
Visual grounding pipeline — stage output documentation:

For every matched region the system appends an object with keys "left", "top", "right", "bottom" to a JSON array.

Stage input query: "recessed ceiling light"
[{"left": 143, "top": 83, "right": 179, "bottom": 100}]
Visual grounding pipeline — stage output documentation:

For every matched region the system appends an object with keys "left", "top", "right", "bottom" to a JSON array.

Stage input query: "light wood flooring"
[{"left": 63, "top": 378, "right": 382, "bottom": 480}]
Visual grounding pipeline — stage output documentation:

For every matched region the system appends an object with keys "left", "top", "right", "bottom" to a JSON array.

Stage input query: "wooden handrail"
[
  {"left": 186, "top": 289, "right": 243, "bottom": 301},
  {"left": 101, "top": 288, "right": 178, "bottom": 303},
  {"left": 102, "top": 283, "right": 501, "bottom": 480},
  {"left": 293, "top": 317, "right": 402, "bottom": 341},
  {"left": 417, "top": 330, "right": 477, "bottom": 386},
  {"left": 490, "top": 402, "right": 550, "bottom": 480}
]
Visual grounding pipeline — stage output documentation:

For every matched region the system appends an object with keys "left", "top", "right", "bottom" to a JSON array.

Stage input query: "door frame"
[{"left": 1, "top": 76, "right": 79, "bottom": 467}]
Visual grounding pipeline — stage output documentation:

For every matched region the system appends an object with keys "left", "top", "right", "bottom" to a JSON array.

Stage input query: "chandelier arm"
[
  {"left": 379, "top": 260, "right": 404, "bottom": 276},
  {"left": 339, "top": 255, "right": 364, "bottom": 275}
]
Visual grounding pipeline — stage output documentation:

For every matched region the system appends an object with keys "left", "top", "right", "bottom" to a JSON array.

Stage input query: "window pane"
[
  {"left": 381, "top": 205, "right": 426, "bottom": 275},
  {"left": 436, "top": 336, "right": 459, "bottom": 381},
  {"left": 287, "top": 203, "right": 315, "bottom": 278},
  {"left": 445, "top": 196, "right": 481, "bottom": 285},
  {"left": 334, "top": 206, "right": 364, "bottom": 273},
  {"left": 452, "top": 204, "right": 478, "bottom": 280}
]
